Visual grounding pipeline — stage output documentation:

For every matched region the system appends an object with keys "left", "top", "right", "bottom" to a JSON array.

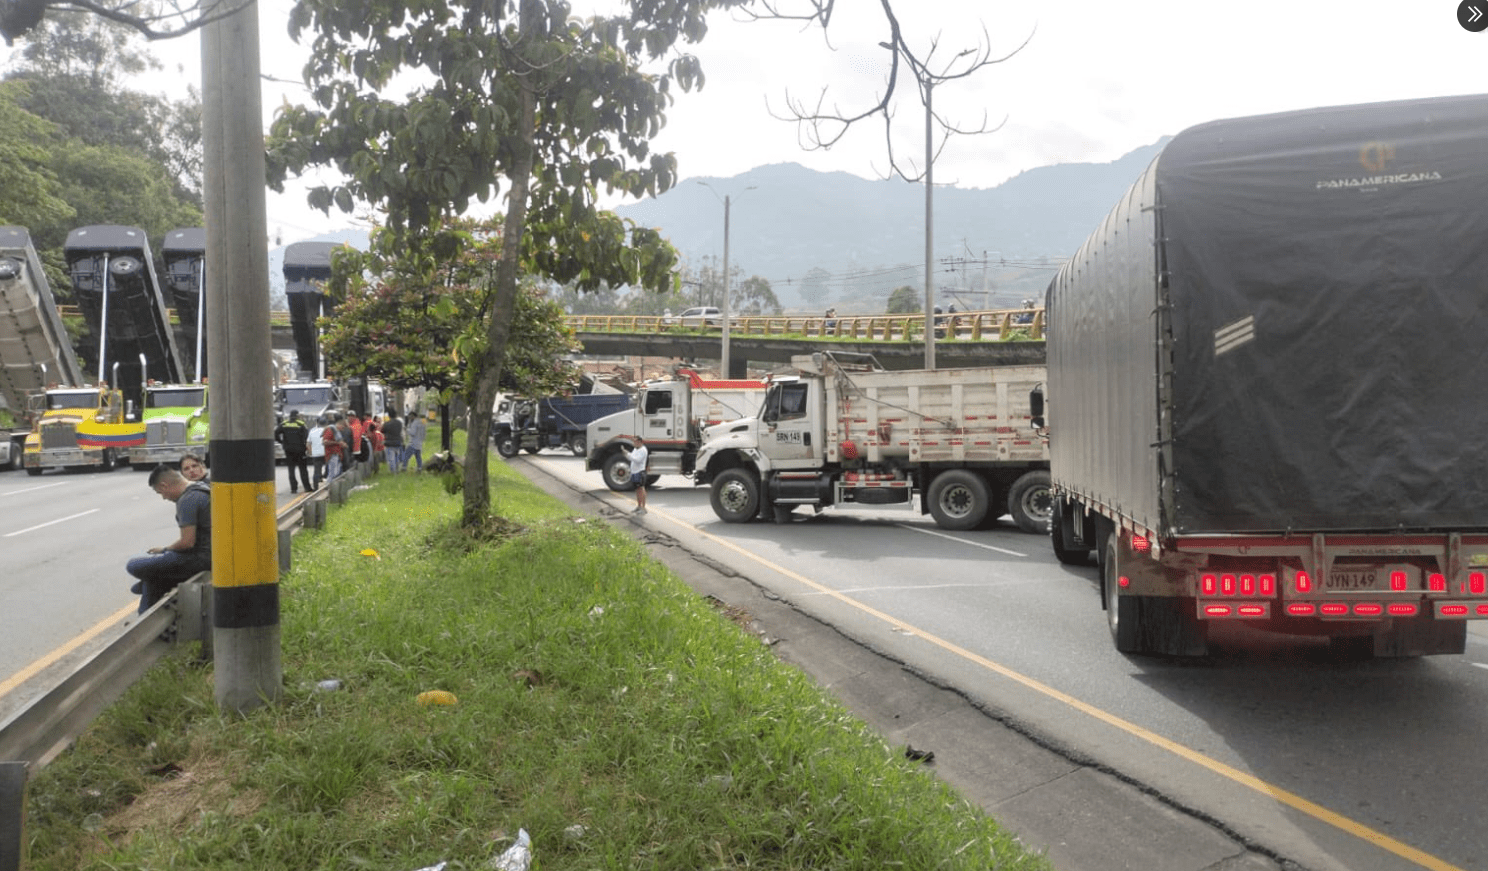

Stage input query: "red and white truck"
[
  {"left": 1041, "top": 94, "right": 1488, "bottom": 657},
  {"left": 585, "top": 368, "right": 769, "bottom": 492},
  {"left": 694, "top": 352, "right": 1050, "bottom": 531}
]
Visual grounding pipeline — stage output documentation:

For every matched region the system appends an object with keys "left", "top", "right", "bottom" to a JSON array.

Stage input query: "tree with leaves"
[
  {"left": 320, "top": 218, "right": 582, "bottom": 451},
  {"left": 267, "top": 0, "right": 747, "bottom": 528},
  {"left": 886, "top": 284, "right": 920, "bottom": 314},
  {"left": 798, "top": 265, "right": 832, "bottom": 310}
]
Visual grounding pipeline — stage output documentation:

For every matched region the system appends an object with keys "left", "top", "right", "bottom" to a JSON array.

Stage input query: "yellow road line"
[
  {"left": 0, "top": 602, "right": 138, "bottom": 698},
  {"left": 605, "top": 486, "right": 1463, "bottom": 871}
]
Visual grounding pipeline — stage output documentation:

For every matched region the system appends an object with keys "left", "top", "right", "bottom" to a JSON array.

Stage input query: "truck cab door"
[
  {"left": 637, "top": 385, "right": 684, "bottom": 446},
  {"left": 760, "top": 381, "right": 818, "bottom": 468}
]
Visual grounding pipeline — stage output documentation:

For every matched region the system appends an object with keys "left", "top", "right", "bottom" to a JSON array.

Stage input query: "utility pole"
[
  {"left": 923, "top": 80, "right": 935, "bottom": 370},
  {"left": 699, "top": 182, "right": 754, "bottom": 379},
  {"left": 202, "top": 0, "right": 281, "bottom": 714}
]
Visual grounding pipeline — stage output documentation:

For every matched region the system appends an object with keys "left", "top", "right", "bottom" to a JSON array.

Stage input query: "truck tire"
[
  {"left": 1008, "top": 470, "right": 1053, "bottom": 534},
  {"left": 26, "top": 465, "right": 41, "bottom": 477},
  {"left": 602, "top": 451, "right": 635, "bottom": 492},
  {"left": 99, "top": 448, "right": 118, "bottom": 472},
  {"left": 495, "top": 434, "right": 519, "bottom": 458},
  {"left": 568, "top": 434, "right": 587, "bottom": 456},
  {"left": 711, "top": 468, "right": 760, "bottom": 523},
  {"left": 926, "top": 469, "right": 989, "bottom": 531},
  {"left": 1103, "top": 535, "right": 1208, "bottom": 656},
  {"left": 523, "top": 445, "right": 541, "bottom": 455}
]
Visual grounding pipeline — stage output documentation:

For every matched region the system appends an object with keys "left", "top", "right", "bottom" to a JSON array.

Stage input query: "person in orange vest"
[{"left": 347, "top": 411, "right": 366, "bottom": 470}]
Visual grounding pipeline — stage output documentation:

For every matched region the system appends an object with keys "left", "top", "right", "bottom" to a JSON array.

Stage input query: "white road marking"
[
  {"left": 4, "top": 509, "right": 101, "bottom": 537},
  {"left": 894, "top": 521, "right": 1027, "bottom": 557}
]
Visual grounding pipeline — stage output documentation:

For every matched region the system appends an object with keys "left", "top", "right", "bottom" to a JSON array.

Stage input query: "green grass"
[{"left": 24, "top": 452, "right": 1051, "bottom": 870}]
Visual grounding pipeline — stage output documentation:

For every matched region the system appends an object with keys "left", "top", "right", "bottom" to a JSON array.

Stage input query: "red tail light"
[
  {"left": 1259, "top": 574, "right": 1276, "bottom": 595},
  {"left": 1471, "top": 573, "right": 1486, "bottom": 595},
  {"left": 1240, "top": 574, "right": 1255, "bottom": 595},
  {"left": 1353, "top": 603, "right": 1383, "bottom": 617},
  {"left": 1387, "top": 603, "right": 1418, "bottom": 616},
  {"left": 1236, "top": 604, "right": 1267, "bottom": 617},
  {"left": 1119, "top": 575, "right": 1131, "bottom": 588},
  {"left": 1390, "top": 571, "right": 1407, "bottom": 591},
  {"left": 1295, "top": 571, "right": 1313, "bottom": 594},
  {"left": 1131, "top": 535, "right": 1150, "bottom": 553},
  {"left": 1441, "top": 604, "right": 1469, "bottom": 617},
  {"left": 1203, "top": 604, "right": 1233, "bottom": 617},
  {"left": 1478, "top": 604, "right": 1488, "bottom": 616},
  {"left": 1221, "top": 574, "right": 1236, "bottom": 596},
  {"left": 1201, "top": 574, "right": 1217, "bottom": 596},
  {"left": 1287, "top": 603, "right": 1316, "bottom": 616},
  {"left": 1319, "top": 603, "right": 1349, "bottom": 616},
  {"left": 1429, "top": 573, "right": 1447, "bottom": 592}
]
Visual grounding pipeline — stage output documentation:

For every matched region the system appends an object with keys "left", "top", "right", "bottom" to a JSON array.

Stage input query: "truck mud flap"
[{"left": 1371, "top": 618, "right": 1466, "bottom": 658}]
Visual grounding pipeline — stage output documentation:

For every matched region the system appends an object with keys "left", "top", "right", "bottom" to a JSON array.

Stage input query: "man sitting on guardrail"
[{"left": 126, "top": 466, "right": 212, "bottom": 613}]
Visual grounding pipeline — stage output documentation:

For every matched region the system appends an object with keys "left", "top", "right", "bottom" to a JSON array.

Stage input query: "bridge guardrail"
[
  {"left": 0, "top": 466, "right": 358, "bottom": 869},
  {"left": 61, "top": 307, "right": 1047, "bottom": 342}
]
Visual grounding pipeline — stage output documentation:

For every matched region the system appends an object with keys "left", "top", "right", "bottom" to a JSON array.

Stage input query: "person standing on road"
[
  {"left": 307, "top": 415, "right": 327, "bottom": 489},
  {"left": 274, "top": 409, "right": 313, "bottom": 494},
  {"left": 381, "top": 409, "right": 405, "bottom": 473},
  {"left": 126, "top": 465, "right": 211, "bottom": 613},
  {"left": 324, "top": 413, "right": 347, "bottom": 480},
  {"left": 404, "top": 410, "right": 427, "bottom": 471},
  {"left": 628, "top": 437, "right": 649, "bottom": 515}
]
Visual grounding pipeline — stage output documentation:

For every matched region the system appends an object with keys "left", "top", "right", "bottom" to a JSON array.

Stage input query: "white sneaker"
[{"left": 634, "top": 506, "right": 647, "bottom": 515}]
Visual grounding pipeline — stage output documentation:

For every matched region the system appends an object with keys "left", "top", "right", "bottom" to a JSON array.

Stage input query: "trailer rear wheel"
[
  {"left": 711, "top": 468, "right": 760, "bottom": 523},
  {"left": 495, "top": 434, "right": 519, "bottom": 458},
  {"left": 568, "top": 435, "right": 587, "bottom": 456},
  {"left": 1103, "top": 535, "right": 1208, "bottom": 656},
  {"left": 1008, "top": 470, "right": 1053, "bottom": 534},
  {"left": 927, "top": 469, "right": 989, "bottom": 531},
  {"left": 602, "top": 452, "right": 635, "bottom": 492}
]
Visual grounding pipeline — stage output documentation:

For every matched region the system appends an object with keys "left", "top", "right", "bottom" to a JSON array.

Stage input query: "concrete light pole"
[
  {"left": 201, "top": 0, "right": 281, "bottom": 714},
  {"left": 699, "top": 182, "right": 755, "bottom": 379}
]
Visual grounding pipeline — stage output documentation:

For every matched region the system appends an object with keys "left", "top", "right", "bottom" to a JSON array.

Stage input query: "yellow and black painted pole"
[{"left": 203, "top": 0, "right": 281, "bottom": 713}]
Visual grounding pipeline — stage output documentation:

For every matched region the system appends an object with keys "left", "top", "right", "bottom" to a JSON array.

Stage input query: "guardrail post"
[
  {"left": 277, "top": 527, "right": 292, "bottom": 574},
  {"left": 0, "top": 761, "right": 24, "bottom": 871}
]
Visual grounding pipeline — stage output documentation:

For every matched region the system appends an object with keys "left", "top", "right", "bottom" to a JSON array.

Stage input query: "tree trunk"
[{"left": 462, "top": 82, "right": 537, "bottom": 527}]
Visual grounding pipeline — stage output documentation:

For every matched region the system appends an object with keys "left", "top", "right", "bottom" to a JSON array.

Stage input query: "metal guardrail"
[{"left": 0, "top": 465, "right": 360, "bottom": 869}]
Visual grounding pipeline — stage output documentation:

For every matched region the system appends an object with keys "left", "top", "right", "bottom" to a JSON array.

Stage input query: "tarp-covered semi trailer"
[{"left": 1041, "top": 93, "right": 1488, "bottom": 658}]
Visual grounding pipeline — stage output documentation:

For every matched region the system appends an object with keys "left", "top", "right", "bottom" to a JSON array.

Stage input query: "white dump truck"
[
  {"left": 586, "top": 369, "right": 769, "bottom": 492},
  {"left": 694, "top": 352, "right": 1050, "bottom": 531}
]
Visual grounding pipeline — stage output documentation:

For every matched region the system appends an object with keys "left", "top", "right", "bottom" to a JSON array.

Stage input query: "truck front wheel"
[
  {"left": 495, "top": 434, "right": 519, "bottom": 458},
  {"left": 99, "top": 448, "right": 118, "bottom": 472},
  {"left": 1008, "top": 470, "right": 1053, "bottom": 534},
  {"left": 927, "top": 469, "right": 989, "bottom": 531},
  {"left": 602, "top": 452, "right": 635, "bottom": 492},
  {"left": 711, "top": 468, "right": 760, "bottom": 523}
]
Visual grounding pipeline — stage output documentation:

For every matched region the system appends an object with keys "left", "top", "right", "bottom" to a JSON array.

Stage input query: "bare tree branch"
[
  {"left": 3, "top": 0, "right": 250, "bottom": 45},
  {"left": 754, "top": 0, "right": 1032, "bottom": 184}
]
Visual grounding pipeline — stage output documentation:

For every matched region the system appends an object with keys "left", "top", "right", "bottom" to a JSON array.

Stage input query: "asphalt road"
[
  {"left": 6, "top": 455, "right": 1488, "bottom": 871},
  {"left": 516, "top": 451, "right": 1488, "bottom": 871}
]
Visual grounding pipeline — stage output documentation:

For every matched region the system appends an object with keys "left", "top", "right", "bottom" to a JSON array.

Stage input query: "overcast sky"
[{"left": 14, "top": 0, "right": 1486, "bottom": 245}]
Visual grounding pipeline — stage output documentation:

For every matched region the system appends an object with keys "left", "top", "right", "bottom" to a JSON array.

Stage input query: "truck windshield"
[
  {"left": 148, "top": 388, "right": 206, "bottom": 408},
  {"left": 283, "top": 387, "right": 331, "bottom": 405},
  {"left": 47, "top": 392, "right": 98, "bottom": 410}
]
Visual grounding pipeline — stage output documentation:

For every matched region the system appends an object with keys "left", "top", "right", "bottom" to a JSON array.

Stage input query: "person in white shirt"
[
  {"left": 627, "top": 438, "right": 649, "bottom": 515},
  {"left": 308, "top": 415, "right": 328, "bottom": 489}
]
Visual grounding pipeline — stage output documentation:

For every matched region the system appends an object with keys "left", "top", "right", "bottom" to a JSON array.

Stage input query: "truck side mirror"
[{"left": 1029, "top": 387, "right": 1044, "bottom": 429}]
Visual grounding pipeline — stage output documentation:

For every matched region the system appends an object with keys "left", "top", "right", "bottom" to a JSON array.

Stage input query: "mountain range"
[{"left": 268, "top": 139, "right": 1169, "bottom": 313}]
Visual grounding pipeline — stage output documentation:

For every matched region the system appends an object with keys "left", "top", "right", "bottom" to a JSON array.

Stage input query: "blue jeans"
[{"left": 126, "top": 550, "right": 206, "bottom": 613}]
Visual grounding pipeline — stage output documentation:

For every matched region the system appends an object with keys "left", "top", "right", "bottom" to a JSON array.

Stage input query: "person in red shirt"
[
  {"left": 368, "top": 418, "right": 385, "bottom": 472},
  {"left": 347, "top": 412, "right": 366, "bottom": 469},
  {"left": 323, "top": 413, "right": 347, "bottom": 479}
]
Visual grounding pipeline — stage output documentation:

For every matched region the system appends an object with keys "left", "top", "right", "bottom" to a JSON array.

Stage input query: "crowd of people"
[{"left": 126, "top": 406, "right": 432, "bottom": 612}]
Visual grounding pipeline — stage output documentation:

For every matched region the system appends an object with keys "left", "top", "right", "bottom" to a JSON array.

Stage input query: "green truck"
[{"left": 127, "top": 382, "right": 209, "bottom": 468}]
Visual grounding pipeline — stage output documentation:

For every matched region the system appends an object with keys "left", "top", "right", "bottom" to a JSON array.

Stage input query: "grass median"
[{"left": 25, "top": 448, "right": 1051, "bottom": 870}]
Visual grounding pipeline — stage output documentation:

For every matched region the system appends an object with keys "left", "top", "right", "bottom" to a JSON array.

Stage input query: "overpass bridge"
[{"left": 564, "top": 309, "right": 1047, "bottom": 376}]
